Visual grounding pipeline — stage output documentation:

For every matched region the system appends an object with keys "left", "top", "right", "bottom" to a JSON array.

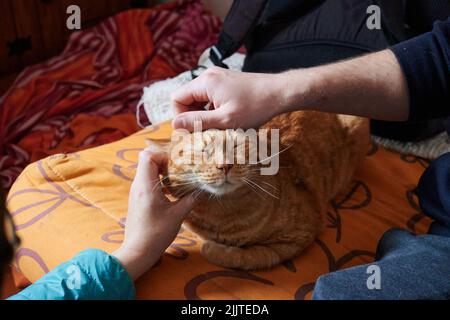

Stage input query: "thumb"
[
  {"left": 170, "top": 193, "right": 197, "bottom": 220},
  {"left": 134, "top": 150, "right": 167, "bottom": 193},
  {"left": 172, "top": 109, "right": 224, "bottom": 132}
]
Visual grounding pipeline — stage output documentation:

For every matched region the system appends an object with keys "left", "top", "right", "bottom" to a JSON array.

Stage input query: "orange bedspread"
[{"left": 6, "top": 123, "right": 431, "bottom": 300}]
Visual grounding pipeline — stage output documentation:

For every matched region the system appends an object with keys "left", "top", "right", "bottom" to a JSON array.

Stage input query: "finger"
[
  {"left": 172, "top": 109, "right": 225, "bottom": 132},
  {"left": 143, "top": 147, "right": 168, "bottom": 170},
  {"left": 172, "top": 103, "right": 207, "bottom": 116},
  {"left": 171, "top": 78, "right": 210, "bottom": 110},
  {"left": 170, "top": 193, "right": 197, "bottom": 220},
  {"left": 172, "top": 104, "right": 190, "bottom": 115},
  {"left": 135, "top": 150, "right": 168, "bottom": 193}
]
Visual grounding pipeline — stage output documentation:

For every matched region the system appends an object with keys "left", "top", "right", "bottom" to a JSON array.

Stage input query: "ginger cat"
[{"left": 150, "top": 111, "right": 369, "bottom": 270}]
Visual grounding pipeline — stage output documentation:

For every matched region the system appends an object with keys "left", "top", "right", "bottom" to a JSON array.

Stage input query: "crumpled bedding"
[{"left": 0, "top": 0, "right": 221, "bottom": 189}]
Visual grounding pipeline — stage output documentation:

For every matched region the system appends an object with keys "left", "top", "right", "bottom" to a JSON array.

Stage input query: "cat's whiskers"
[
  {"left": 256, "top": 144, "right": 294, "bottom": 165},
  {"left": 169, "top": 182, "right": 203, "bottom": 201},
  {"left": 169, "top": 180, "right": 199, "bottom": 187},
  {"left": 246, "top": 170, "right": 277, "bottom": 184},
  {"left": 242, "top": 177, "right": 280, "bottom": 200},
  {"left": 173, "top": 186, "right": 198, "bottom": 199},
  {"left": 191, "top": 186, "right": 205, "bottom": 201},
  {"left": 245, "top": 167, "right": 291, "bottom": 174},
  {"left": 156, "top": 174, "right": 197, "bottom": 187},
  {"left": 251, "top": 177, "right": 279, "bottom": 192},
  {"left": 241, "top": 177, "right": 267, "bottom": 200},
  {"left": 149, "top": 176, "right": 169, "bottom": 188},
  {"left": 151, "top": 176, "right": 169, "bottom": 193}
]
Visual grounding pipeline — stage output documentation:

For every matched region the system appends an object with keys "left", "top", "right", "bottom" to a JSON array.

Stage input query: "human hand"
[
  {"left": 173, "top": 49, "right": 411, "bottom": 131},
  {"left": 171, "top": 67, "right": 290, "bottom": 131},
  {"left": 112, "top": 150, "right": 197, "bottom": 280}
]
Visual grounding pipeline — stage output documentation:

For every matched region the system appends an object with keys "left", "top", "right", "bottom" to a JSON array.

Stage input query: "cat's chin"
[{"left": 200, "top": 182, "right": 241, "bottom": 196}]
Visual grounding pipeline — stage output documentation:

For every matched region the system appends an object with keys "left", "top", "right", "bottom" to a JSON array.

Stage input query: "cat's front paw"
[
  {"left": 202, "top": 241, "right": 250, "bottom": 270},
  {"left": 201, "top": 241, "right": 280, "bottom": 270},
  {"left": 201, "top": 241, "right": 233, "bottom": 267}
]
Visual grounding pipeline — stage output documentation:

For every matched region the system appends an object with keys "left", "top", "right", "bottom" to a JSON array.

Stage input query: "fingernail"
[{"left": 174, "top": 117, "right": 186, "bottom": 129}]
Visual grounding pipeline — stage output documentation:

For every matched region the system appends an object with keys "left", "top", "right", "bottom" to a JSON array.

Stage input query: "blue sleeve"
[
  {"left": 8, "top": 249, "right": 135, "bottom": 300},
  {"left": 391, "top": 17, "right": 450, "bottom": 121}
]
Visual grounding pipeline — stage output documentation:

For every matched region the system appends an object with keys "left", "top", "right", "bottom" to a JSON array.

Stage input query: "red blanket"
[{"left": 0, "top": 0, "right": 221, "bottom": 189}]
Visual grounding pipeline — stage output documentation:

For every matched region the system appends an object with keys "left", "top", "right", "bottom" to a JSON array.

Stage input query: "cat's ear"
[{"left": 145, "top": 138, "right": 171, "bottom": 154}]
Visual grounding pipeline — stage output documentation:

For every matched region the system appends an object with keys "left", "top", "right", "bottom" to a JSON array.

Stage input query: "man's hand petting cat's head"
[{"left": 171, "top": 67, "right": 287, "bottom": 132}]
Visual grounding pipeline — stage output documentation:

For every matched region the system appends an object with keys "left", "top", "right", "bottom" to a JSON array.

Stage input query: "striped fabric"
[{"left": 0, "top": 0, "right": 221, "bottom": 189}]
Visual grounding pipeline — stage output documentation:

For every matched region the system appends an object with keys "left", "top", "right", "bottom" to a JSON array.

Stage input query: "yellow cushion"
[{"left": 7, "top": 121, "right": 432, "bottom": 299}]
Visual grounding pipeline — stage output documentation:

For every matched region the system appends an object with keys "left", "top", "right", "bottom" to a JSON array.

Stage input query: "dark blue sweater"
[{"left": 391, "top": 17, "right": 449, "bottom": 120}]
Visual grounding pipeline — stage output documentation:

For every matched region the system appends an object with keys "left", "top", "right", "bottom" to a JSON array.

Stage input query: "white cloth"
[{"left": 136, "top": 48, "right": 245, "bottom": 127}]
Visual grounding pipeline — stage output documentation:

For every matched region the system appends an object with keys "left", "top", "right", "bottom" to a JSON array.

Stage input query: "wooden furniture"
[{"left": 0, "top": 0, "right": 158, "bottom": 95}]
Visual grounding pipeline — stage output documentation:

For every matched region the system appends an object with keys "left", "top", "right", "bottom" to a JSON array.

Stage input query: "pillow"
[{"left": 7, "top": 121, "right": 432, "bottom": 299}]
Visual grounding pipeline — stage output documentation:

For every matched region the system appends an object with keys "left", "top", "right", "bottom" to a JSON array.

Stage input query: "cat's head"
[{"left": 148, "top": 129, "right": 266, "bottom": 198}]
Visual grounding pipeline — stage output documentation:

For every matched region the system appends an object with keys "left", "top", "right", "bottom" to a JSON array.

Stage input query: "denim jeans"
[{"left": 313, "top": 153, "right": 450, "bottom": 300}]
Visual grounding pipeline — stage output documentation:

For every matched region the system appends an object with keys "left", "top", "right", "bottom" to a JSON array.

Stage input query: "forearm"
[
  {"left": 172, "top": 19, "right": 448, "bottom": 131},
  {"left": 277, "top": 50, "right": 410, "bottom": 121},
  {"left": 113, "top": 245, "right": 160, "bottom": 281}
]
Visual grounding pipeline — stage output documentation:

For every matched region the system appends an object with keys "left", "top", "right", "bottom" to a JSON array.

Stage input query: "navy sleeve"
[
  {"left": 391, "top": 17, "right": 449, "bottom": 121},
  {"left": 416, "top": 152, "right": 450, "bottom": 236}
]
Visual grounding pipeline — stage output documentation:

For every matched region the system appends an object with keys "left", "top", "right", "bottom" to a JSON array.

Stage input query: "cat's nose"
[{"left": 216, "top": 164, "right": 232, "bottom": 175}]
